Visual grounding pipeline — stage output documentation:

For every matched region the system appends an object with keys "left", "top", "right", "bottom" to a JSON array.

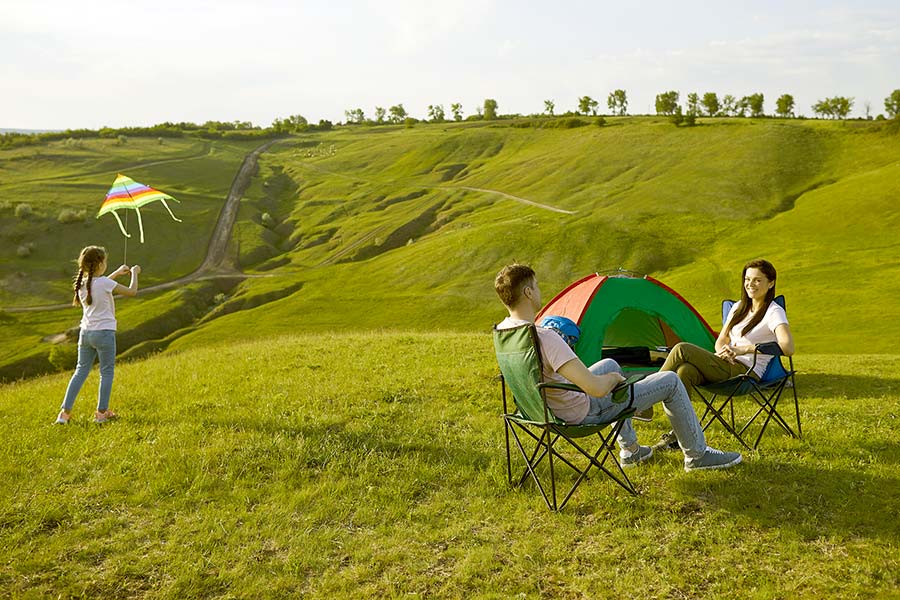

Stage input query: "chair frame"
[
  {"left": 495, "top": 324, "right": 639, "bottom": 511},
  {"left": 695, "top": 296, "right": 801, "bottom": 450}
]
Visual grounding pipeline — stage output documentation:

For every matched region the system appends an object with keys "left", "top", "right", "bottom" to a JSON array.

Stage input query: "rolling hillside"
[{"left": 2, "top": 117, "right": 899, "bottom": 381}]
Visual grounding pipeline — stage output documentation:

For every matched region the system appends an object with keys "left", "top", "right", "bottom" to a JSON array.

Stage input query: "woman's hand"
[
  {"left": 715, "top": 345, "right": 738, "bottom": 364},
  {"left": 130, "top": 265, "right": 142, "bottom": 276}
]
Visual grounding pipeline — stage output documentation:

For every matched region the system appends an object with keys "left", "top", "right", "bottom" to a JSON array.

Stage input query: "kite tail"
[
  {"left": 111, "top": 211, "right": 131, "bottom": 238},
  {"left": 159, "top": 199, "right": 183, "bottom": 223},
  {"left": 135, "top": 207, "right": 145, "bottom": 243}
]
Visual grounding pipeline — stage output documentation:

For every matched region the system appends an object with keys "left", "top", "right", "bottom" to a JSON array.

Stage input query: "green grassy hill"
[
  {"left": 3, "top": 118, "right": 900, "bottom": 597},
  {"left": 175, "top": 117, "right": 900, "bottom": 355},
  {"left": 2, "top": 118, "right": 899, "bottom": 381}
]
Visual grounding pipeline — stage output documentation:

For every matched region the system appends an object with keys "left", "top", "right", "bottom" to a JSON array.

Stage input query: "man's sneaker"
[
  {"left": 55, "top": 410, "right": 71, "bottom": 425},
  {"left": 652, "top": 430, "right": 681, "bottom": 452},
  {"left": 94, "top": 410, "right": 119, "bottom": 424},
  {"left": 684, "top": 447, "right": 743, "bottom": 472},
  {"left": 620, "top": 445, "right": 653, "bottom": 469}
]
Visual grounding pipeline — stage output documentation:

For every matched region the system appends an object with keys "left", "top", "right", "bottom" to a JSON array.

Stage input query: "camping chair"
[
  {"left": 494, "top": 323, "right": 643, "bottom": 511},
  {"left": 694, "top": 296, "right": 800, "bottom": 450}
]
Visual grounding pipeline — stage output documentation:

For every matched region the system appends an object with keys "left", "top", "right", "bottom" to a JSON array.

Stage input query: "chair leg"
[{"left": 696, "top": 389, "right": 753, "bottom": 451}]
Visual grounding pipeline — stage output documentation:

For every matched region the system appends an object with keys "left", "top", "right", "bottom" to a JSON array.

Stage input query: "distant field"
[
  {"left": 1, "top": 332, "right": 897, "bottom": 598},
  {"left": 2, "top": 118, "right": 899, "bottom": 383}
]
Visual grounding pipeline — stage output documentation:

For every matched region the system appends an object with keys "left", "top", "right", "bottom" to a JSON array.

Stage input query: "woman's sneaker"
[
  {"left": 94, "top": 410, "right": 119, "bottom": 424},
  {"left": 620, "top": 445, "right": 653, "bottom": 468},
  {"left": 684, "top": 447, "right": 742, "bottom": 472},
  {"left": 55, "top": 410, "right": 71, "bottom": 425}
]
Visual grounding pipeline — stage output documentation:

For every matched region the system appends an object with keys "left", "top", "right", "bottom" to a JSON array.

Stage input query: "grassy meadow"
[
  {"left": 1, "top": 333, "right": 899, "bottom": 598},
  {"left": 2, "top": 117, "right": 900, "bottom": 597}
]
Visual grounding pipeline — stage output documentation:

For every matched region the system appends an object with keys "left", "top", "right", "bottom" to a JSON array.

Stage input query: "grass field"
[
  {"left": 2, "top": 117, "right": 899, "bottom": 597},
  {"left": 1, "top": 332, "right": 898, "bottom": 598}
]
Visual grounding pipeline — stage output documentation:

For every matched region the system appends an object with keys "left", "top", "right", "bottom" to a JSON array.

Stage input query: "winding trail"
[{"left": 3, "top": 139, "right": 280, "bottom": 313}]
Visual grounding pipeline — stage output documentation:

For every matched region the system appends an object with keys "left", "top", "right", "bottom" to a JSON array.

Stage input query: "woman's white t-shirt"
[
  {"left": 79, "top": 276, "right": 118, "bottom": 331},
  {"left": 726, "top": 301, "right": 788, "bottom": 378}
]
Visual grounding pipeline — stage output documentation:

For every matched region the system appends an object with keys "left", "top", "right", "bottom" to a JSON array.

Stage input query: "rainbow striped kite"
[{"left": 98, "top": 174, "right": 181, "bottom": 243}]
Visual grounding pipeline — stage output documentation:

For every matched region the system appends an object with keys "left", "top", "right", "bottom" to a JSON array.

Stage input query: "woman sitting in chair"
[{"left": 654, "top": 258, "right": 795, "bottom": 450}]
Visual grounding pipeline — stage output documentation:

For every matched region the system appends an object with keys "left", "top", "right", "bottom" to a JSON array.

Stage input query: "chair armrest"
[
  {"left": 538, "top": 382, "right": 585, "bottom": 392},
  {"left": 755, "top": 342, "right": 783, "bottom": 356}
]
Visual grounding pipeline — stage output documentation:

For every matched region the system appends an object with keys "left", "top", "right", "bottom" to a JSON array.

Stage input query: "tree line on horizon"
[{"left": 3, "top": 90, "right": 899, "bottom": 149}]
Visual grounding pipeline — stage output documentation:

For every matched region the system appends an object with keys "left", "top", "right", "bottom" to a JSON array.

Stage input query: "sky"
[{"left": 2, "top": 0, "right": 898, "bottom": 130}]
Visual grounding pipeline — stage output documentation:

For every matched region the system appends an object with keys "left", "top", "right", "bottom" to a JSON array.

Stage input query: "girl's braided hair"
[{"left": 72, "top": 246, "right": 106, "bottom": 307}]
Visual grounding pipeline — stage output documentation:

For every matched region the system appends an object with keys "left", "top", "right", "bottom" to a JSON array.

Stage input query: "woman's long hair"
[
  {"left": 72, "top": 246, "right": 106, "bottom": 307},
  {"left": 723, "top": 258, "right": 777, "bottom": 338}
]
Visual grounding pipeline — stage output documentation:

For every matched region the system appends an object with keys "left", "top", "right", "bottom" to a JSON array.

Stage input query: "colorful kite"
[{"left": 98, "top": 174, "right": 182, "bottom": 243}]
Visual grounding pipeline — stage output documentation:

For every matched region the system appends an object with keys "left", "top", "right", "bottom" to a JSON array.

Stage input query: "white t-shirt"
[
  {"left": 79, "top": 276, "right": 118, "bottom": 331},
  {"left": 726, "top": 301, "right": 789, "bottom": 378},
  {"left": 497, "top": 317, "right": 589, "bottom": 424}
]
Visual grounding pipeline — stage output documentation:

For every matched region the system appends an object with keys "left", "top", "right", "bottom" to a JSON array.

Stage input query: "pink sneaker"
[{"left": 94, "top": 409, "right": 119, "bottom": 423}]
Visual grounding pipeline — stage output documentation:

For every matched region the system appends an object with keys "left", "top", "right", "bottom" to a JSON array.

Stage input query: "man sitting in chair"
[{"left": 494, "top": 263, "right": 742, "bottom": 472}]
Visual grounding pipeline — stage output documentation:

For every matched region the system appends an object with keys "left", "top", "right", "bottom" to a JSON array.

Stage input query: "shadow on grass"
[
  {"left": 676, "top": 458, "right": 900, "bottom": 543},
  {"left": 798, "top": 373, "right": 900, "bottom": 400}
]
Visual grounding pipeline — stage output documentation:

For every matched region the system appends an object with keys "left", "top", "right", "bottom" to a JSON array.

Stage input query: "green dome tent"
[{"left": 536, "top": 272, "right": 716, "bottom": 369}]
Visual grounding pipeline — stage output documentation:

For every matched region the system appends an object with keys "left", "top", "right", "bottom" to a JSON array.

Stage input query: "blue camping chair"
[{"left": 694, "top": 295, "right": 801, "bottom": 450}]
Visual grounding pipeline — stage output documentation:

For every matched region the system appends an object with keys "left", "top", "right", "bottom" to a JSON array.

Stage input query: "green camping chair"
[
  {"left": 694, "top": 296, "right": 800, "bottom": 450},
  {"left": 494, "top": 323, "right": 642, "bottom": 511}
]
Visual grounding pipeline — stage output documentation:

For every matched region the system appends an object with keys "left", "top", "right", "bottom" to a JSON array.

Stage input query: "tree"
[
  {"left": 374, "top": 106, "right": 386, "bottom": 124},
  {"left": 701, "top": 92, "right": 719, "bottom": 117},
  {"left": 831, "top": 96, "right": 853, "bottom": 119},
  {"left": 450, "top": 103, "right": 463, "bottom": 121},
  {"left": 746, "top": 93, "right": 765, "bottom": 117},
  {"left": 670, "top": 106, "right": 684, "bottom": 126},
  {"left": 813, "top": 96, "right": 853, "bottom": 119},
  {"left": 885, "top": 89, "right": 900, "bottom": 118},
  {"left": 544, "top": 99, "right": 555, "bottom": 116},
  {"left": 388, "top": 104, "right": 407, "bottom": 123},
  {"left": 686, "top": 93, "right": 700, "bottom": 117},
  {"left": 427, "top": 104, "right": 445, "bottom": 122},
  {"left": 655, "top": 91, "right": 679, "bottom": 115},
  {"left": 577, "top": 95, "right": 599, "bottom": 116},
  {"left": 483, "top": 98, "right": 498, "bottom": 120},
  {"left": 271, "top": 114, "right": 308, "bottom": 133},
  {"left": 344, "top": 108, "right": 365, "bottom": 124},
  {"left": 721, "top": 94, "right": 737, "bottom": 116},
  {"left": 607, "top": 89, "right": 627, "bottom": 116},
  {"left": 775, "top": 94, "right": 795, "bottom": 118}
]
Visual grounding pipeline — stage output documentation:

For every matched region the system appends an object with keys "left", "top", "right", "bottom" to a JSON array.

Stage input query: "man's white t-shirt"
[
  {"left": 496, "top": 317, "right": 590, "bottom": 424},
  {"left": 79, "top": 276, "right": 118, "bottom": 331},
  {"left": 726, "top": 301, "right": 788, "bottom": 378}
]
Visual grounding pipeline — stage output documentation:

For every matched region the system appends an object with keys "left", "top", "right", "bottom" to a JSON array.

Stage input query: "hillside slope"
[{"left": 2, "top": 118, "right": 899, "bottom": 379}]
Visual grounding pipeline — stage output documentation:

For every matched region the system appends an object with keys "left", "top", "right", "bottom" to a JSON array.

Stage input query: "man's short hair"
[{"left": 494, "top": 263, "right": 535, "bottom": 307}]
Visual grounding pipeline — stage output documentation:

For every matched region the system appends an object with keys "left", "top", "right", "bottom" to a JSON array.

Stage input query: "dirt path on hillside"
[
  {"left": 289, "top": 159, "right": 576, "bottom": 215},
  {"left": 3, "top": 139, "right": 280, "bottom": 312}
]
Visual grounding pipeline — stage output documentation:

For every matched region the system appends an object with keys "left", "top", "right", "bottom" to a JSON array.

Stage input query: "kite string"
[{"left": 123, "top": 210, "right": 129, "bottom": 265}]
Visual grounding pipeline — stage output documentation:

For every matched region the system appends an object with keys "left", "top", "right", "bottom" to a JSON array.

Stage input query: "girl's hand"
[
  {"left": 131, "top": 265, "right": 142, "bottom": 275},
  {"left": 111, "top": 264, "right": 130, "bottom": 278}
]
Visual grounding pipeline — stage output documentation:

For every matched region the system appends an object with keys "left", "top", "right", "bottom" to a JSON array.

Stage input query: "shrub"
[
  {"left": 116, "top": 134, "right": 128, "bottom": 145},
  {"left": 17, "top": 243, "right": 35, "bottom": 258},
  {"left": 58, "top": 208, "right": 87, "bottom": 224},
  {"left": 49, "top": 344, "right": 78, "bottom": 371},
  {"left": 594, "top": 116, "right": 607, "bottom": 127},
  {"left": 14, "top": 203, "right": 33, "bottom": 218}
]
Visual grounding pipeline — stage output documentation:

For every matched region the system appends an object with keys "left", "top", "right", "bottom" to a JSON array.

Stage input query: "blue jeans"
[
  {"left": 61, "top": 329, "right": 116, "bottom": 412},
  {"left": 579, "top": 359, "right": 706, "bottom": 459}
]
